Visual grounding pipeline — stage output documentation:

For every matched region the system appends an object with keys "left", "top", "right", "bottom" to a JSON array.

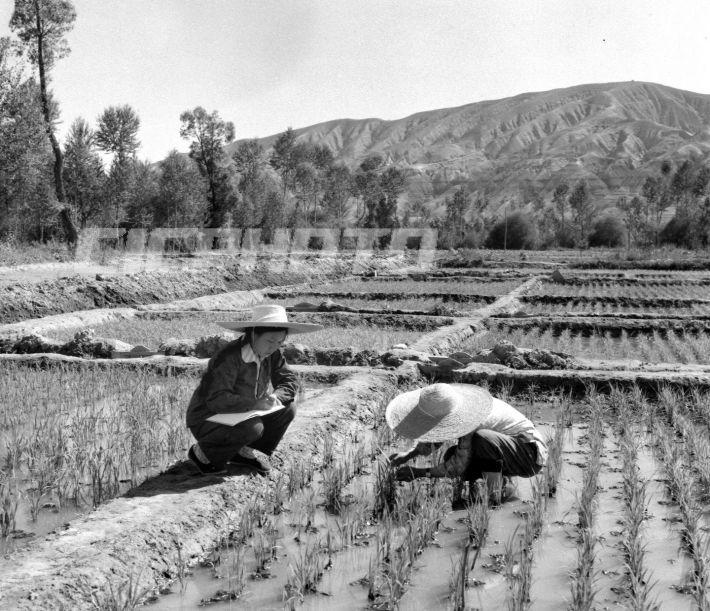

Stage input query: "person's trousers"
[
  {"left": 189, "top": 404, "right": 295, "bottom": 468},
  {"left": 446, "top": 429, "right": 542, "bottom": 481}
]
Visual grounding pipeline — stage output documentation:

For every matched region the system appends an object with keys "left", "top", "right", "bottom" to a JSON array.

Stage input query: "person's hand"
[
  {"left": 395, "top": 466, "right": 418, "bottom": 482},
  {"left": 387, "top": 451, "right": 410, "bottom": 467}
]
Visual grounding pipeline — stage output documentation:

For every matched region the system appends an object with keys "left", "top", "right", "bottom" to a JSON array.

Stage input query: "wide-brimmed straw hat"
[
  {"left": 217, "top": 304, "right": 323, "bottom": 334},
  {"left": 385, "top": 383, "right": 493, "bottom": 442}
]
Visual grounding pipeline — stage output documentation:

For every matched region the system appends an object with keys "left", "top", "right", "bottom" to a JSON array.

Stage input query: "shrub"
[
  {"left": 484, "top": 211, "right": 538, "bottom": 250},
  {"left": 660, "top": 215, "right": 693, "bottom": 247},
  {"left": 588, "top": 215, "right": 625, "bottom": 247}
]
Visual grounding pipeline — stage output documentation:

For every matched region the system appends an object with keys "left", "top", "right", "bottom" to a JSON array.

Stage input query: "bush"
[
  {"left": 588, "top": 215, "right": 625, "bottom": 247},
  {"left": 484, "top": 212, "right": 538, "bottom": 250},
  {"left": 660, "top": 215, "right": 693, "bottom": 248}
]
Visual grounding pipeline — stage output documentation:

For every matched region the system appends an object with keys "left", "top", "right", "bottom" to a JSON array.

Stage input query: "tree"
[
  {"left": 353, "top": 155, "right": 384, "bottom": 227},
  {"left": 439, "top": 186, "right": 470, "bottom": 248},
  {"left": 485, "top": 211, "right": 538, "bottom": 250},
  {"left": 123, "top": 160, "right": 158, "bottom": 228},
  {"left": 153, "top": 150, "right": 207, "bottom": 227},
  {"left": 269, "top": 127, "right": 298, "bottom": 207},
  {"left": 617, "top": 195, "right": 646, "bottom": 250},
  {"left": 321, "top": 163, "right": 353, "bottom": 228},
  {"left": 0, "top": 42, "right": 53, "bottom": 239},
  {"left": 551, "top": 182, "right": 570, "bottom": 246},
  {"left": 233, "top": 139, "right": 267, "bottom": 227},
  {"left": 96, "top": 104, "right": 140, "bottom": 225},
  {"left": 378, "top": 166, "right": 404, "bottom": 227},
  {"left": 588, "top": 214, "right": 625, "bottom": 247},
  {"left": 179, "top": 106, "right": 235, "bottom": 228},
  {"left": 10, "top": 0, "right": 78, "bottom": 248},
  {"left": 63, "top": 117, "right": 104, "bottom": 227},
  {"left": 567, "top": 180, "right": 594, "bottom": 247},
  {"left": 95, "top": 105, "right": 140, "bottom": 165}
]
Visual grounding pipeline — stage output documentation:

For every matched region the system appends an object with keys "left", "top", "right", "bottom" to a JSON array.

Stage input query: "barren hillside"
[{"left": 231, "top": 81, "right": 710, "bottom": 211}]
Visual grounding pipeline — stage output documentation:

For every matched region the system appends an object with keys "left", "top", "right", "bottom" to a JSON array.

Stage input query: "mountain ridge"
[{"left": 228, "top": 81, "right": 710, "bottom": 212}]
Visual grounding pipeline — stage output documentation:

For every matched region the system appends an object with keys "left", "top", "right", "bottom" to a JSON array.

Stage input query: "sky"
[{"left": 2, "top": 0, "right": 710, "bottom": 161}]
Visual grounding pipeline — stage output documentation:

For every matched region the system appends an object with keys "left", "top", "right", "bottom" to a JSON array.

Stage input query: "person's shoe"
[
  {"left": 188, "top": 445, "right": 227, "bottom": 475},
  {"left": 501, "top": 476, "right": 516, "bottom": 502},
  {"left": 228, "top": 446, "right": 271, "bottom": 474}
]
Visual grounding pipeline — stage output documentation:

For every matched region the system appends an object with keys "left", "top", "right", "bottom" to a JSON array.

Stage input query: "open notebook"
[{"left": 206, "top": 398, "right": 285, "bottom": 426}]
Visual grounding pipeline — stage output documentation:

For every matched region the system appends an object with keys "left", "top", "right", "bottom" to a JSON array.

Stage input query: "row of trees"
[{"left": 436, "top": 158, "right": 710, "bottom": 250}]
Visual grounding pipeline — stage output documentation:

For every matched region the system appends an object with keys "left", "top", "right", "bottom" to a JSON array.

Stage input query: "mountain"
[{"left": 228, "top": 82, "right": 710, "bottom": 214}]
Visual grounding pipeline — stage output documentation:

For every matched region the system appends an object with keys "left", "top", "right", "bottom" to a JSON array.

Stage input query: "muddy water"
[
  {"left": 636, "top": 438, "right": 700, "bottom": 609},
  {"left": 145, "top": 400, "right": 710, "bottom": 610}
]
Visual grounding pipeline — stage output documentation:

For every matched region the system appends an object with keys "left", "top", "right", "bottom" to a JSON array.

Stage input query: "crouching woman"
[
  {"left": 386, "top": 383, "right": 547, "bottom": 505},
  {"left": 186, "top": 305, "right": 322, "bottom": 475}
]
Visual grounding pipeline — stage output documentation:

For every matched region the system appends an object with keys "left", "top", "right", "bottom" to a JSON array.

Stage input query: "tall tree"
[
  {"left": 0, "top": 40, "right": 51, "bottom": 238},
  {"left": 567, "top": 180, "right": 594, "bottom": 247},
  {"left": 321, "top": 164, "right": 353, "bottom": 228},
  {"left": 95, "top": 105, "right": 140, "bottom": 166},
  {"left": 269, "top": 127, "right": 298, "bottom": 207},
  {"left": 179, "top": 106, "right": 235, "bottom": 228},
  {"left": 153, "top": 150, "right": 207, "bottom": 227},
  {"left": 551, "top": 182, "right": 569, "bottom": 246},
  {"left": 63, "top": 117, "right": 104, "bottom": 227},
  {"left": 232, "top": 139, "right": 267, "bottom": 227},
  {"left": 96, "top": 104, "right": 140, "bottom": 225},
  {"left": 10, "top": 0, "right": 78, "bottom": 248},
  {"left": 354, "top": 155, "right": 384, "bottom": 227},
  {"left": 378, "top": 166, "right": 405, "bottom": 227}
]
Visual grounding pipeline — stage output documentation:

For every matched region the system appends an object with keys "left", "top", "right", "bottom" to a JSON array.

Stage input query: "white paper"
[{"left": 206, "top": 398, "right": 285, "bottom": 427}]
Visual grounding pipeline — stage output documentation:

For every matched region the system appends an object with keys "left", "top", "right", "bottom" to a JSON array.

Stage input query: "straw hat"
[
  {"left": 385, "top": 383, "right": 493, "bottom": 442},
  {"left": 217, "top": 304, "right": 323, "bottom": 334}
]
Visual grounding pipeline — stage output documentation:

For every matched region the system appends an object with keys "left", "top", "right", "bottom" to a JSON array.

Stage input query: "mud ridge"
[
  {"left": 0, "top": 253, "right": 411, "bottom": 325},
  {"left": 420, "top": 362, "right": 710, "bottom": 396},
  {"left": 486, "top": 315, "right": 710, "bottom": 336},
  {"left": 521, "top": 294, "right": 710, "bottom": 308},
  {"left": 267, "top": 290, "right": 498, "bottom": 303}
]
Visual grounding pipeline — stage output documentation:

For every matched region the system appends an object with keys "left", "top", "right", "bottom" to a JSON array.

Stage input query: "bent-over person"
[
  {"left": 186, "top": 305, "right": 322, "bottom": 475},
  {"left": 386, "top": 383, "right": 547, "bottom": 505}
]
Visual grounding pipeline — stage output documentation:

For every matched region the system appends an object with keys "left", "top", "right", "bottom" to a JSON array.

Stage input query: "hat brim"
[
  {"left": 216, "top": 321, "right": 323, "bottom": 334},
  {"left": 385, "top": 383, "right": 493, "bottom": 442}
]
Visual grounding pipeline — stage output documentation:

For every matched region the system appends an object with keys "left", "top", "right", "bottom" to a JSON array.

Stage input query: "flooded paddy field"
[{"left": 146, "top": 391, "right": 710, "bottom": 610}]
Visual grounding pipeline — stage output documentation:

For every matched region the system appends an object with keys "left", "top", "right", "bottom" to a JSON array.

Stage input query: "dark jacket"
[{"left": 186, "top": 335, "right": 299, "bottom": 428}]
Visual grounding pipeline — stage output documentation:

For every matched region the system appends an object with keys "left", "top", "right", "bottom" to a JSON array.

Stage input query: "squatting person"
[
  {"left": 186, "top": 304, "right": 322, "bottom": 475},
  {"left": 386, "top": 383, "right": 548, "bottom": 505}
]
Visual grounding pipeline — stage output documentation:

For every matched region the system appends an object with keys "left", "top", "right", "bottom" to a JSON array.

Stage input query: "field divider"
[
  {"left": 408, "top": 276, "right": 543, "bottom": 356},
  {"left": 0, "top": 368, "right": 404, "bottom": 610},
  {"left": 437, "top": 363, "right": 710, "bottom": 396}
]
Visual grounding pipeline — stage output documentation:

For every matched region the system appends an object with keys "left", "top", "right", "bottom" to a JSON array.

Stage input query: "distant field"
[{"left": 465, "top": 326, "right": 710, "bottom": 364}]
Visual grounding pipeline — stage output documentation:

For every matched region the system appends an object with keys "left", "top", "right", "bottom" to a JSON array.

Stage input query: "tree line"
[{"left": 436, "top": 158, "right": 710, "bottom": 250}]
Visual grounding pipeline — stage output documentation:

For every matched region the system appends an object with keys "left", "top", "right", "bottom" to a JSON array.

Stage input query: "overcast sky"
[{"left": 2, "top": 0, "right": 709, "bottom": 161}]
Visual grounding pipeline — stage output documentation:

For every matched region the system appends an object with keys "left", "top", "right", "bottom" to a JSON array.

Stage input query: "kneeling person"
[
  {"left": 386, "top": 383, "right": 547, "bottom": 505},
  {"left": 186, "top": 305, "right": 322, "bottom": 475}
]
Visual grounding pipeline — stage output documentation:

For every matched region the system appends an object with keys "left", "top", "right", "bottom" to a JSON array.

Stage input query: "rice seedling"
[
  {"left": 321, "top": 461, "right": 350, "bottom": 514},
  {"left": 0, "top": 477, "right": 19, "bottom": 537},
  {"left": 283, "top": 538, "right": 324, "bottom": 605},
  {"left": 373, "top": 459, "right": 397, "bottom": 519},
  {"left": 251, "top": 532, "right": 274, "bottom": 579},
  {"left": 286, "top": 456, "right": 314, "bottom": 497},
  {"left": 618, "top": 418, "right": 658, "bottom": 610},
  {"left": 569, "top": 527, "right": 598, "bottom": 611},
  {"left": 208, "top": 543, "right": 247, "bottom": 603},
  {"left": 90, "top": 566, "right": 151, "bottom": 611}
]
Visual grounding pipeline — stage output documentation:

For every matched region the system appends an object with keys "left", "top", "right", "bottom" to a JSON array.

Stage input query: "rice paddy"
[{"left": 3, "top": 249, "right": 710, "bottom": 609}]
